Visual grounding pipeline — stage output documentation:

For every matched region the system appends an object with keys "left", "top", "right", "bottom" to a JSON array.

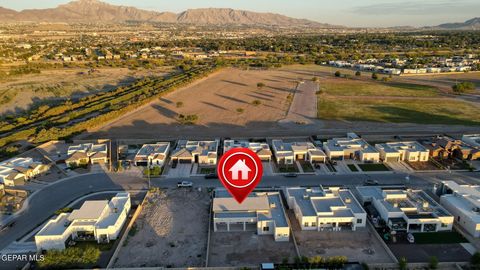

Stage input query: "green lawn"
[
  {"left": 357, "top": 163, "right": 390, "bottom": 172},
  {"left": 321, "top": 79, "right": 439, "bottom": 97},
  {"left": 347, "top": 164, "right": 359, "bottom": 172},
  {"left": 199, "top": 167, "right": 216, "bottom": 174},
  {"left": 299, "top": 161, "right": 315, "bottom": 172},
  {"left": 318, "top": 96, "right": 480, "bottom": 126},
  {"left": 412, "top": 232, "right": 467, "bottom": 244}
]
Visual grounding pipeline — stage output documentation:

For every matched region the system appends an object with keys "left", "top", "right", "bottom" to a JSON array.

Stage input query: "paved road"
[{"left": 282, "top": 80, "right": 318, "bottom": 125}]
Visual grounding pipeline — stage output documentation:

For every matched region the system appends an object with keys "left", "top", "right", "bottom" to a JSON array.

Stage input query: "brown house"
[{"left": 423, "top": 136, "right": 480, "bottom": 160}]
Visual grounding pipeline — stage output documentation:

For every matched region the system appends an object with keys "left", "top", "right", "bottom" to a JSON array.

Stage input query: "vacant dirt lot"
[
  {"left": 114, "top": 188, "right": 210, "bottom": 268},
  {"left": 89, "top": 68, "right": 299, "bottom": 138},
  {"left": 289, "top": 211, "right": 393, "bottom": 263},
  {"left": 208, "top": 231, "right": 297, "bottom": 267},
  {"left": 0, "top": 67, "right": 171, "bottom": 114}
]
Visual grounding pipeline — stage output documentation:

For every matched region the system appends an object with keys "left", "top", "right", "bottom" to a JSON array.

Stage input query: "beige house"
[
  {"left": 375, "top": 141, "right": 429, "bottom": 162},
  {"left": 286, "top": 186, "right": 366, "bottom": 231},
  {"left": 0, "top": 157, "right": 50, "bottom": 187},
  {"left": 134, "top": 142, "right": 171, "bottom": 167},
  {"left": 171, "top": 140, "right": 219, "bottom": 166},
  {"left": 271, "top": 140, "right": 327, "bottom": 165},
  {"left": 323, "top": 133, "right": 380, "bottom": 163},
  {"left": 66, "top": 143, "right": 108, "bottom": 167},
  {"left": 213, "top": 189, "right": 290, "bottom": 242},
  {"left": 223, "top": 140, "right": 273, "bottom": 161},
  {"left": 35, "top": 193, "right": 131, "bottom": 251}
]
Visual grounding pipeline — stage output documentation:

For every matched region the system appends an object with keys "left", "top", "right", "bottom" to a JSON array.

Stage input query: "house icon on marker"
[{"left": 229, "top": 159, "right": 252, "bottom": 180}]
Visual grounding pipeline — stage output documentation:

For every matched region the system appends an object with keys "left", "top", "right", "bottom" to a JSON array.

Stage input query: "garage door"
[
  {"left": 386, "top": 157, "right": 399, "bottom": 162},
  {"left": 179, "top": 159, "right": 192, "bottom": 164}
]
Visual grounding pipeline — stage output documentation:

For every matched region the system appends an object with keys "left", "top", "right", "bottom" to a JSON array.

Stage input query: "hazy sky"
[{"left": 1, "top": 0, "right": 479, "bottom": 27}]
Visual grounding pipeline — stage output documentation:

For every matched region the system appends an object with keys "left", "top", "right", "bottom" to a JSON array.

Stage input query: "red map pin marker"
[{"left": 217, "top": 148, "right": 263, "bottom": 203}]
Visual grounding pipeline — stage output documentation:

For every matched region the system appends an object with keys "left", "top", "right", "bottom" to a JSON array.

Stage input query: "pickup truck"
[{"left": 177, "top": 181, "right": 193, "bottom": 188}]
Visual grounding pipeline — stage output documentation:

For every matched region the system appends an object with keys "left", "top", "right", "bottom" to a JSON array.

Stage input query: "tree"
[
  {"left": 355, "top": 71, "right": 361, "bottom": 76},
  {"left": 429, "top": 256, "right": 438, "bottom": 269},
  {"left": 176, "top": 101, "right": 184, "bottom": 108},
  {"left": 471, "top": 252, "right": 480, "bottom": 267},
  {"left": 452, "top": 82, "right": 475, "bottom": 93},
  {"left": 257, "top": 82, "right": 266, "bottom": 89},
  {"left": 371, "top": 73, "right": 378, "bottom": 80},
  {"left": 236, "top": 108, "right": 245, "bottom": 113},
  {"left": 398, "top": 257, "right": 408, "bottom": 270},
  {"left": 334, "top": 71, "right": 341, "bottom": 77}
]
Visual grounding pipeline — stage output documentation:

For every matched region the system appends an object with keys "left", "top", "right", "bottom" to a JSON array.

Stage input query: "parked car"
[
  {"left": 364, "top": 179, "right": 379, "bottom": 186},
  {"left": 177, "top": 181, "right": 193, "bottom": 188},
  {"left": 171, "top": 161, "right": 178, "bottom": 169},
  {"left": 205, "top": 173, "right": 218, "bottom": 179},
  {"left": 284, "top": 173, "right": 298, "bottom": 178},
  {"left": 407, "top": 233, "right": 415, "bottom": 244}
]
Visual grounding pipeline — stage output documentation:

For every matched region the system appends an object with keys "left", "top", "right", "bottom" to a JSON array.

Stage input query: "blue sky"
[{"left": 1, "top": 0, "right": 479, "bottom": 27}]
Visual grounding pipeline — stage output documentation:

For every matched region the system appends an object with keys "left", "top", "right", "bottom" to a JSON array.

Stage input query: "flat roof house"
[
  {"left": 213, "top": 189, "right": 290, "bottom": 242},
  {"left": 224, "top": 140, "right": 273, "bottom": 161},
  {"left": 35, "top": 192, "right": 131, "bottom": 251},
  {"left": 171, "top": 140, "right": 219, "bottom": 166},
  {"left": 323, "top": 133, "right": 380, "bottom": 163},
  {"left": 134, "top": 142, "right": 170, "bottom": 167},
  {"left": 375, "top": 141, "right": 429, "bottom": 163},
  {"left": 271, "top": 140, "right": 326, "bottom": 165},
  {"left": 286, "top": 186, "right": 366, "bottom": 231},
  {"left": 436, "top": 181, "right": 480, "bottom": 237},
  {"left": 357, "top": 186, "right": 453, "bottom": 233}
]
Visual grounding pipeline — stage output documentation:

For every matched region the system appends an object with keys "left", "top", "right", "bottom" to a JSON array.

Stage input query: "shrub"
[
  {"left": 471, "top": 252, "right": 480, "bottom": 267},
  {"left": 176, "top": 101, "right": 184, "bottom": 108},
  {"left": 236, "top": 108, "right": 245, "bottom": 113},
  {"left": 452, "top": 82, "right": 475, "bottom": 93},
  {"left": 372, "top": 73, "right": 379, "bottom": 80},
  {"left": 334, "top": 71, "right": 341, "bottom": 77},
  {"left": 429, "top": 256, "right": 438, "bottom": 269},
  {"left": 355, "top": 71, "right": 361, "bottom": 76},
  {"left": 257, "top": 82, "right": 266, "bottom": 88},
  {"left": 252, "top": 100, "right": 261, "bottom": 106},
  {"left": 398, "top": 257, "right": 408, "bottom": 270},
  {"left": 178, "top": 114, "right": 199, "bottom": 125},
  {"left": 37, "top": 246, "right": 100, "bottom": 269}
]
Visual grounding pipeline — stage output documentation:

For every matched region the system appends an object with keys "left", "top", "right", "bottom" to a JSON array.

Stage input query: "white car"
[
  {"left": 177, "top": 181, "right": 193, "bottom": 188},
  {"left": 407, "top": 233, "right": 415, "bottom": 244}
]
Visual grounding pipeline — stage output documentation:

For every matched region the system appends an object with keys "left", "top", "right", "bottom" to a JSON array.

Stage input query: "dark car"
[
  {"left": 204, "top": 173, "right": 218, "bottom": 179},
  {"left": 284, "top": 173, "right": 298, "bottom": 178},
  {"left": 364, "top": 179, "right": 379, "bottom": 186}
]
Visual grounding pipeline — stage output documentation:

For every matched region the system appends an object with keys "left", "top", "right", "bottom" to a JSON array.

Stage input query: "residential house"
[
  {"left": 271, "top": 140, "right": 326, "bottom": 165},
  {"left": 462, "top": 134, "right": 480, "bottom": 149},
  {"left": 35, "top": 192, "right": 131, "bottom": 251},
  {"left": 223, "top": 140, "right": 272, "bottom": 161},
  {"left": 285, "top": 186, "right": 366, "bottom": 231},
  {"left": 66, "top": 143, "right": 108, "bottom": 167},
  {"left": 423, "top": 136, "right": 480, "bottom": 160},
  {"left": 0, "top": 183, "right": 5, "bottom": 199},
  {"left": 170, "top": 140, "right": 219, "bottom": 166},
  {"left": 134, "top": 142, "right": 170, "bottom": 167},
  {"left": 323, "top": 133, "right": 380, "bottom": 163},
  {"left": 375, "top": 141, "right": 429, "bottom": 162},
  {"left": 435, "top": 181, "right": 480, "bottom": 237},
  {"left": 0, "top": 157, "right": 50, "bottom": 187},
  {"left": 213, "top": 189, "right": 290, "bottom": 242},
  {"left": 357, "top": 186, "right": 453, "bottom": 233}
]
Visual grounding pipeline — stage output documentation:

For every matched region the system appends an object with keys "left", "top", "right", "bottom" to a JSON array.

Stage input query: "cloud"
[{"left": 352, "top": 0, "right": 480, "bottom": 16}]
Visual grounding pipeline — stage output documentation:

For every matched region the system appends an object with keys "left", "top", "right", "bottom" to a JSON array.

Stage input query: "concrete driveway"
[{"left": 167, "top": 163, "right": 192, "bottom": 178}]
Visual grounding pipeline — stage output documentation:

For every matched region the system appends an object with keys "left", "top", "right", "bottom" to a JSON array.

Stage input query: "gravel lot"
[{"left": 114, "top": 188, "right": 211, "bottom": 268}]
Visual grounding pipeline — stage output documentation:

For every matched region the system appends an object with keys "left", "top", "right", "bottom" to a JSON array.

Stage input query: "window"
[
  {"left": 304, "top": 222, "right": 309, "bottom": 227},
  {"left": 441, "top": 223, "right": 448, "bottom": 228},
  {"left": 263, "top": 226, "right": 269, "bottom": 232},
  {"left": 311, "top": 222, "right": 317, "bottom": 227},
  {"left": 357, "top": 219, "right": 363, "bottom": 224},
  {"left": 457, "top": 216, "right": 461, "bottom": 222}
]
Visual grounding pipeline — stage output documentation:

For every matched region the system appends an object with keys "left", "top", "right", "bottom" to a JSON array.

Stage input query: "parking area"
[
  {"left": 166, "top": 163, "right": 192, "bottom": 178},
  {"left": 262, "top": 162, "right": 274, "bottom": 176},
  {"left": 386, "top": 162, "right": 413, "bottom": 173},
  {"left": 289, "top": 211, "right": 393, "bottom": 263},
  {"left": 114, "top": 188, "right": 210, "bottom": 268},
  {"left": 208, "top": 231, "right": 297, "bottom": 266}
]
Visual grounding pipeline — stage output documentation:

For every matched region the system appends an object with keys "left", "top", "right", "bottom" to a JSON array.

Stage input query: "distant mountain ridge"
[
  {"left": 436, "top": 17, "right": 480, "bottom": 30},
  {"left": 0, "top": 0, "right": 337, "bottom": 28}
]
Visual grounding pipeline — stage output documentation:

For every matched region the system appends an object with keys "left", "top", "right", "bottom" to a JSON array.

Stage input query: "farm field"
[{"left": 0, "top": 66, "right": 172, "bottom": 114}]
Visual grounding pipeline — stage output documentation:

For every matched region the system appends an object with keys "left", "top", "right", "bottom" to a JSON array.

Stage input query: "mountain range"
[
  {"left": 0, "top": 0, "right": 477, "bottom": 30},
  {"left": 0, "top": 0, "right": 335, "bottom": 28}
]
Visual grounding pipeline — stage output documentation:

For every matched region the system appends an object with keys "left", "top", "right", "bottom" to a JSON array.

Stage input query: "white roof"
[
  {"left": 213, "top": 197, "right": 269, "bottom": 212},
  {"left": 69, "top": 200, "right": 108, "bottom": 220}
]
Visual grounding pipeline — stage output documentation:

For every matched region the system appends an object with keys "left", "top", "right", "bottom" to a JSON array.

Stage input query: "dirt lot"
[
  {"left": 208, "top": 231, "right": 297, "bottom": 267},
  {"left": 114, "top": 188, "right": 210, "bottom": 268},
  {"left": 0, "top": 67, "right": 171, "bottom": 114},
  {"left": 289, "top": 211, "right": 393, "bottom": 263}
]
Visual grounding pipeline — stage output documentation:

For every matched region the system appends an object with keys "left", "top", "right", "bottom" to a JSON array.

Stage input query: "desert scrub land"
[{"left": 0, "top": 67, "right": 172, "bottom": 114}]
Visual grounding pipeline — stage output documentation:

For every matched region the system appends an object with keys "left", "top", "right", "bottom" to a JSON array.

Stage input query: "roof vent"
[
  {"left": 345, "top": 197, "right": 352, "bottom": 204},
  {"left": 303, "top": 194, "right": 309, "bottom": 199},
  {"left": 270, "top": 203, "right": 276, "bottom": 208}
]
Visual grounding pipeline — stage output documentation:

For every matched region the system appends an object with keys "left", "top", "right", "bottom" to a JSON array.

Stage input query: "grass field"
[
  {"left": 319, "top": 96, "right": 480, "bottom": 125},
  {"left": 357, "top": 163, "right": 390, "bottom": 172},
  {"left": 321, "top": 79, "right": 439, "bottom": 97}
]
